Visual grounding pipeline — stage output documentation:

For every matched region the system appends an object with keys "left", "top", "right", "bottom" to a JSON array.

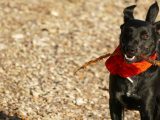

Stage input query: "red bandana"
[{"left": 105, "top": 46, "right": 157, "bottom": 78}]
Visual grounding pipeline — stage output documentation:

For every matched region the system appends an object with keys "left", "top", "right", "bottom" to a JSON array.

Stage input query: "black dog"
[{"left": 108, "top": 2, "right": 160, "bottom": 120}]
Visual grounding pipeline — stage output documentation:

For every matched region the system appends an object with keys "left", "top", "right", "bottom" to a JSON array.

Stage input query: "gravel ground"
[{"left": 0, "top": 0, "right": 159, "bottom": 120}]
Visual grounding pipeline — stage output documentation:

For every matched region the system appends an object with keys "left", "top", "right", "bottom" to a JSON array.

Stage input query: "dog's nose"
[
  {"left": 129, "top": 48, "right": 137, "bottom": 53},
  {"left": 126, "top": 47, "right": 137, "bottom": 54}
]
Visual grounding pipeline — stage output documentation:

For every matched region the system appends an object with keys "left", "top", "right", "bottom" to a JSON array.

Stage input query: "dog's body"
[
  {"left": 110, "top": 66, "right": 160, "bottom": 120},
  {"left": 109, "top": 2, "right": 160, "bottom": 120}
]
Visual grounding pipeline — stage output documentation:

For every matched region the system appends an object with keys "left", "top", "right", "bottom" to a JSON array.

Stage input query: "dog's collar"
[{"left": 105, "top": 46, "right": 157, "bottom": 78}]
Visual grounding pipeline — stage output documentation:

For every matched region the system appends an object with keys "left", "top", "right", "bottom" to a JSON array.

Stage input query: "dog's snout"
[
  {"left": 129, "top": 48, "right": 137, "bottom": 53},
  {"left": 126, "top": 47, "right": 137, "bottom": 54}
]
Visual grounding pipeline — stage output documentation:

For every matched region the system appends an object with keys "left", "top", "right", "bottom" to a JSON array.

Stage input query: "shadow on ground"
[{"left": 0, "top": 111, "right": 21, "bottom": 120}]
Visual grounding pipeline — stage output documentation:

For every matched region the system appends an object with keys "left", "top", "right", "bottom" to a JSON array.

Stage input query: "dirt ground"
[{"left": 0, "top": 0, "right": 159, "bottom": 120}]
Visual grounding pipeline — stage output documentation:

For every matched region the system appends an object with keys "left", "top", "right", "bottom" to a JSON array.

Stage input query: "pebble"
[
  {"left": 12, "top": 33, "right": 24, "bottom": 41},
  {"left": 0, "top": 43, "right": 7, "bottom": 50},
  {"left": 30, "top": 89, "right": 40, "bottom": 98},
  {"left": 51, "top": 10, "right": 59, "bottom": 17},
  {"left": 73, "top": 98, "right": 86, "bottom": 106}
]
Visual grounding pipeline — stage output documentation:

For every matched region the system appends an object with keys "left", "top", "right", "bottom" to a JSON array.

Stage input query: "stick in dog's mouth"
[
  {"left": 74, "top": 52, "right": 160, "bottom": 75},
  {"left": 140, "top": 54, "right": 160, "bottom": 66}
]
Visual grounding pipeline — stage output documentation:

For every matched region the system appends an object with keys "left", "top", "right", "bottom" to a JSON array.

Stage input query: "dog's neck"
[
  {"left": 125, "top": 65, "right": 159, "bottom": 98},
  {"left": 127, "top": 64, "right": 158, "bottom": 82}
]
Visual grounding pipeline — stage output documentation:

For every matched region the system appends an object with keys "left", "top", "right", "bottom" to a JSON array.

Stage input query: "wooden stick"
[
  {"left": 74, "top": 53, "right": 112, "bottom": 74},
  {"left": 140, "top": 54, "right": 160, "bottom": 66},
  {"left": 74, "top": 52, "right": 160, "bottom": 75}
]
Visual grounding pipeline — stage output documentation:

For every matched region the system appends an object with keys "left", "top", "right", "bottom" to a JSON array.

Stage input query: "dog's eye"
[{"left": 141, "top": 34, "right": 149, "bottom": 40}]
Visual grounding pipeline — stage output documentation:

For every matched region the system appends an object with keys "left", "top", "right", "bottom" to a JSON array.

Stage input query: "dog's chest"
[
  {"left": 119, "top": 76, "right": 144, "bottom": 109},
  {"left": 126, "top": 76, "right": 140, "bottom": 95}
]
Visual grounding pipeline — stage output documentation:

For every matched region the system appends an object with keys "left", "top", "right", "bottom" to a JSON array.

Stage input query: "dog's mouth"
[{"left": 124, "top": 54, "right": 136, "bottom": 63}]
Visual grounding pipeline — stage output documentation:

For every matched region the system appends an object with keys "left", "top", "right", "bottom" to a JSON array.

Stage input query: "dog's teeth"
[{"left": 125, "top": 54, "right": 135, "bottom": 61}]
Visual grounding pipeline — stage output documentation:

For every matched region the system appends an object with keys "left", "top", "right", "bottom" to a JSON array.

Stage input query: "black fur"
[{"left": 109, "top": 2, "right": 160, "bottom": 120}]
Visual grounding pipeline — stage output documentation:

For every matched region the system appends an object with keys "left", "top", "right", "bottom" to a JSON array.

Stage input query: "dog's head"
[{"left": 120, "top": 2, "right": 160, "bottom": 63}]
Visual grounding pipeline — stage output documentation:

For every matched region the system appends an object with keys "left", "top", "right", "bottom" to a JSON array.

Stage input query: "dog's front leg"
[
  {"left": 109, "top": 98, "right": 124, "bottom": 120},
  {"left": 140, "top": 97, "right": 155, "bottom": 120},
  {"left": 140, "top": 109, "right": 154, "bottom": 120}
]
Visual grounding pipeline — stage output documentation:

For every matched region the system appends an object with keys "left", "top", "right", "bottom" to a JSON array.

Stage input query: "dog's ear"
[
  {"left": 146, "top": 2, "right": 159, "bottom": 24},
  {"left": 123, "top": 5, "right": 136, "bottom": 23}
]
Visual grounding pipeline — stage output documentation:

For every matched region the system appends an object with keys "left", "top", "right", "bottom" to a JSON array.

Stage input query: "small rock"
[
  {"left": 51, "top": 10, "right": 59, "bottom": 16},
  {"left": 0, "top": 43, "right": 7, "bottom": 50},
  {"left": 30, "top": 89, "right": 39, "bottom": 98},
  {"left": 12, "top": 33, "right": 24, "bottom": 41},
  {"left": 33, "top": 36, "right": 49, "bottom": 46},
  {"left": 73, "top": 98, "right": 86, "bottom": 106}
]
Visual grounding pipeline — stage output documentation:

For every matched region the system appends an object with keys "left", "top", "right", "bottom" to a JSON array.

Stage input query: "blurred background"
[{"left": 0, "top": 0, "right": 159, "bottom": 119}]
